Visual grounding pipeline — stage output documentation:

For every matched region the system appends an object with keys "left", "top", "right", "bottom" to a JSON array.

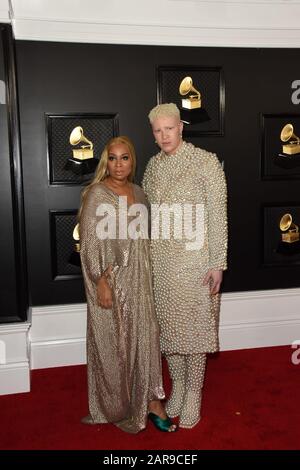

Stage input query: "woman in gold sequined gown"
[
  {"left": 142, "top": 104, "right": 228, "bottom": 429},
  {"left": 79, "top": 136, "right": 176, "bottom": 433}
]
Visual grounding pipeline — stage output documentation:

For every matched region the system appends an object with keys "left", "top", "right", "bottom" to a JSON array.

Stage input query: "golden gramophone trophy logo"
[
  {"left": 276, "top": 213, "right": 300, "bottom": 256},
  {"left": 64, "top": 126, "right": 98, "bottom": 175},
  {"left": 280, "top": 124, "right": 300, "bottom": 156},
  {"left": 68, "top": 223, "right": 81, "bottom": 267},
  {"left": 180, "top": 77, "right": 201, "bottom": 109},
  {"left": 178, "top": 76, "right": 209, "bottom": 124},
  {"left": 279, "top": 214, "right": 299, "bottom": 243}
]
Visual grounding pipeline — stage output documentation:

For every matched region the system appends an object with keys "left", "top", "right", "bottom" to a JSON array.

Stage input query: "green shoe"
[
  {"left": 148, "top": 413, "right": 177, "bottom": 432},
  {"left": 81, "top": 414, "right": 96, "bottom": 425}
]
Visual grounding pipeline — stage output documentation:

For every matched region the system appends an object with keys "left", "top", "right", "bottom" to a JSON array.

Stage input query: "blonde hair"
[
  {"left": 78, "top": 135, "right": 136, "bottom": 222},
  {"left": 148, "top": 103, "right": 180, "bottom": 124}
]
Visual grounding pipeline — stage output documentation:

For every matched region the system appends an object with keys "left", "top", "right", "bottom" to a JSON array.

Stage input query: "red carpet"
[{"left": 0, "top": 346, "right": 299, "bottom": 450}]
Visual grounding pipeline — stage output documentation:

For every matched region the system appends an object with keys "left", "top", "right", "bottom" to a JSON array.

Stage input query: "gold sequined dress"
[
  {"left": 142, "top": 141, "right": 227, "bottom": 355},
  {"left": 80, "top": 182, "right": 165, "bottom": 434}
]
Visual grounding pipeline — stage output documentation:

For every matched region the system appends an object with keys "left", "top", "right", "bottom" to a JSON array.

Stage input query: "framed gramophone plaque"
[
  {"left": 157, "top": 66, "right": 225, "bottom": 136},
  {"left": 46, "top": 113, "right": 119, "bottom": 185},
  {"left": 261, "top": 113, "right": 300, "bottom": 180},
  {"left": 263, "top": 204, "right": 300, "bottom": 266},
  {"left": 50, "top": 210, "right": 82, "bottom": 280}
]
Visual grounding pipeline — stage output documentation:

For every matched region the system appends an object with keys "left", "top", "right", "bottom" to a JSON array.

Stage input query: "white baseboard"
[
  {"left": 0, "top": 322, "right": 31, "bottom": 395},
  {"left": 29, "top": 303, "right": 87, "bottom": 370},
  {"left": 30, "top": 338, "right": 86, "bottom": 370},
  {"left": 29, "top": 287, "right": 300, "bottom": 370},
  {"left": 219, "top": 288, "right": 300, "bottom": 350},
  {"left": 0, "top": 362, "right": 30, "bottom": 395},
  {"left": 2, "top": 287, "right": 300, "bottom": 394}
]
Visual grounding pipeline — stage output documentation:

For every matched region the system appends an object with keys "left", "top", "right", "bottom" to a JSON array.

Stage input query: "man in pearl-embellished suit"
[{"left": 142, "top": 103, "right": 227, "bottom": 428}]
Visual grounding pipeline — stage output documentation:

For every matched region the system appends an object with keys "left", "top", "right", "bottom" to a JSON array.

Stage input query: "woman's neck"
[{"left": 105, "top": 176, "right": 129, "bottom": 188}]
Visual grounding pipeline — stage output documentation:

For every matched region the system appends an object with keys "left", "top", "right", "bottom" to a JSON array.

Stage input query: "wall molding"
[
  {"left": 0, "top": 4, "right": 10, "bottom": 23},
  {"left": 30, "top": 287, "right": 300, "bottom": 370},
  {"left": 0, "top": 321, "right": 31, "bottom": 395},
  {"left": 10, "top": 18, "right": 300, "bottom": 48},
  {"left": 2, "top": 287, "right": 300, "bottom": 394},
  {"left": 219, "top": 288, "right": 300, "bottom": 350},
  {"left": 3, "top": 0, "right": 300, "bottom": 47},
  {"left": 29, "top": 303, "right": 87, "bottom": 370}
]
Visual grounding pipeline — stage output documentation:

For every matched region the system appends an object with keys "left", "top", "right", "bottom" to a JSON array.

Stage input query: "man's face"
[{"left": 152, "top": 115, "right": 183, "bottom": 155}]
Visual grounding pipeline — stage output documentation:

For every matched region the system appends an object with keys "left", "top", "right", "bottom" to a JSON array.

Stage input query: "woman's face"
[
  {"left": 152, "top": 115, "right": 183, "bottom": 155},
  {"left": 107, "top": 143, "right": 133, "bottom": 182}
]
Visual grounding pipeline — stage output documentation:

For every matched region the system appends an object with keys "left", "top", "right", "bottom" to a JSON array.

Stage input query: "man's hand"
[{"left": 203, "top": 269, "right": 223, "bottom": 295}]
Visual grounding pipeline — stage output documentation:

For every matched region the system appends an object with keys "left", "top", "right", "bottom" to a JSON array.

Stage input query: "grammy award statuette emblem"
[
  {"left": 280, "top": 124, "right": 300, "bottom": 156},
  {"left": 179, "top": 76, "right": 210, "bottom": 125},
  {"left": 64, "top": 126, "right": 99, "bottom": 175},
  {"left": 68, "top": 223, "right": 81, "bottom": 267},
  {"left": 279, "top": 214, "right": 299, "bottom": 244},
  {"left": 276, "top": 213, "right": 300, "bottom": 256},
  {"left": 274, "top": 122, "right": 300, "bottom": 171}
]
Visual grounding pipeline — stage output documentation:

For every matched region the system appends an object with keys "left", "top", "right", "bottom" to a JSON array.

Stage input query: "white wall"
[
  {"left": 5, "top": 0, "right": 300, "bottom": 47},
  {"left": 0, "top": 0, "right": 10, "bottom": 21}
]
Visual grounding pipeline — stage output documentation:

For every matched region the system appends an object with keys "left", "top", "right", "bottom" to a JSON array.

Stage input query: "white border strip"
[
  {"left": 29, "top": 288, "right": 300, "bottom": 369},
  {"left": 10, "top": 18, "right": 300, "bottom": 48},
  {"left": 1, "top": 288, "right": 299, "bottom": 393},
  {"left": 0, "top": 322, "right": 31, "bottom": 395}
]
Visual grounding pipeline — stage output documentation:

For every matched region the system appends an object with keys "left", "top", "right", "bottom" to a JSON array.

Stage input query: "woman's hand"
[
  {"left": 97, "top": 266, "right": 113, "bottom": 309},
  {"left": 203, "top": 269, "right": 223, "bottom": 295}
]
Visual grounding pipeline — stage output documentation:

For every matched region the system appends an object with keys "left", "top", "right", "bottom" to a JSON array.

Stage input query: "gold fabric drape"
[{"left": 80, "top": 183, "right": 165, "bottom": 433}]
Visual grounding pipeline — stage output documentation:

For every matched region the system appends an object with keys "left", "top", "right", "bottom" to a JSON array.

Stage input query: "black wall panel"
[
  {"left": 15, "top": 40, "right": 300, "bottom": 306},
  {"left": 0, "top": 25, "right": 28, "bottom": 322}
]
